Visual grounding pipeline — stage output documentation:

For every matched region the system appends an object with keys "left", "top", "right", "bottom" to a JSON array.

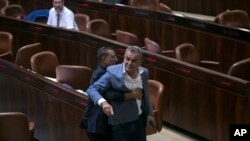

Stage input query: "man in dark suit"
[{"left": 87, "top": 46, "right": 155, "bottom": 141}]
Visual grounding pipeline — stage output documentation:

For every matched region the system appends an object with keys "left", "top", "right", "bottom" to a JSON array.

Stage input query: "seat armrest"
[
  {"left": 200, "top": 60, "right": 220, "bottom": 71},
  {"left": 161, "top": 50, "right": 175, "bottom": 58},
  {"left": 28, "top": 121, "right": 35, "bottom": 140}
]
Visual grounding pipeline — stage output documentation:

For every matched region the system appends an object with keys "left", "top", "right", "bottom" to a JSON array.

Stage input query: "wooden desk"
[
  {"left": 1, "top": 16, "right": 250, "bottom": 141},
  {"left": 0, "top": 59, "right": 89, "bottom": 141}
]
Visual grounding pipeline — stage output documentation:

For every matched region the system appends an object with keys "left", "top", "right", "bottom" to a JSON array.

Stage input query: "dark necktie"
[{"left": 56, "top": 13, "right": 60, "bottom": 27}]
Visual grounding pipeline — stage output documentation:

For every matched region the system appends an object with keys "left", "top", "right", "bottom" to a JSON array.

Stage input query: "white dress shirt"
[
  {"left": 123, "top": 64, "right": 144, "bottom": 115},
  {"left": 47, "top": 6, "right": 78, "bottom": 30}
]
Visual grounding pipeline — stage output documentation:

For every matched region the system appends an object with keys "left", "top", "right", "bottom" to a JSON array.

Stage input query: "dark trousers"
[
  {"left": 87, "top": 132, "right": 112, "bottom": 141},
  {"left": 111, "top": 116, "right": 146, "bottom": 141}
]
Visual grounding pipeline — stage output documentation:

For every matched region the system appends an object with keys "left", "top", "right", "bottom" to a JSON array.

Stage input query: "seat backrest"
[
  {"left": 86, "top": 19, "right": 111, "bottom": 38},
  {"left": 31, "top": 51, "right": 59, "bottom": 77},
  {"left": 228, "top": 58, "right": 250, "bottom": 81},
  {"left": 146, "top": 79, "right": 165, "bottom": 134},
  {"left": 1, "top": 4, "right": 25, "bottom": 19},
  {"left": 129, "top": 0, "right": 159, "bottom": 10},
  {"left": 15, "top": 42, "right": 42, "bottom": 69},
  {"left": 175, "top": 43, "right": 200, "bottom": 65},
  {"left": 56, "top": 65, "right": 92, "bottom": 90},
  {"left": 115, "top": 30, "right": 140, "bottom": 46},
  {"left": 0, "top": 0, "right": 9, "bottom": 12},
  {"left": 144, "top": 37, "right": 161, "bottom": 53},
  {"left": 158, "top": 3, "right": 172, "bottom": 13},
  {"left": 0, "top": 112, "right": 31, "bottom": 141},
  {"left": 75, "top": 13, "right": 90, "bottom": 31},
  {"left": 25, "top": 9, "right": 49, "bottom": 24},
  {"left": 214, "top": 10, "right": 250, "bottom": 29},
  {"left": 0, "top": 31, "right": 12, "bottom": 54}
]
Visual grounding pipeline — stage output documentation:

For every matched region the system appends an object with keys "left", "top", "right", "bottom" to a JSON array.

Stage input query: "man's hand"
[
  {"left": 147, "top": 115, "right": 156, "bottom": 128},
  {"left": 125, "top": 88, "right": 143, "bottom": 100},
  {"left": 101, "top": 101, "right": 114, "bottom": 116}
]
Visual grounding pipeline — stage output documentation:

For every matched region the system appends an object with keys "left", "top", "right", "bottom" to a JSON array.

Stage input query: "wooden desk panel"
[{"left": 0, "top": 59, "right": 88, "bottom": 141}]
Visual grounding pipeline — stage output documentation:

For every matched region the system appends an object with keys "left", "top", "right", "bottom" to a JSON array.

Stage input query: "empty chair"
[
  {"left": 1, "top": 4, "right": 25, "bottom": 19},
  {"left": 146, "top": 79, "right": 165, "bottom": 135},
  {"left": 228, "top": 58, "right": 250, "bottom": 81},
  {"left": 25, "top": 9, "right": 49, "bottom": 24},
  {"left": 15, "top": 42, "right": 42, "bottom": 69},
  {"left": 214, "top": 10, "right": 250, "bottom": 29},
  {"left": 0, "top": 0, "right": 9, "bottom": 12},
  {"left": 56, "top": 65, "right": 92, "bottom": 90},
  {"left": 0, "top": 31, "right": 12, "bottom": 61},
  {"left": 129, "top": 0, "right": 159, "bottom": 10},
  {"left": 144, "top": 37, "right": 161, "bottom": 53},
  {"left": 74, "top": 13, "right": 90, "bottom": 31},
  {"left": 0, "top": 112, "right": 35, "bottom": 141},
  {"left": 115, "top": 29, "right": 140, "bottom": 46},
  {"left": 175, "top": 43, "right": 220, "bottom": 70},
  {"left": 31, "top": 51, "right": 59, "bottom": 77},
  {"left": 86, "top": 19, "right": 111, "bottom": 38},
  {"left": 144, "top": 37, "right": 175, "bottom": 57}
]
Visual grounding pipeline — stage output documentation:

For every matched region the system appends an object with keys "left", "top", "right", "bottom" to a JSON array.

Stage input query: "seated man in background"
[
  {"left": 82, "top": 47, "right": 142, "bottom": 141},
  {"left": 47, "top": 0, "right": 78, "bottom": 30}
]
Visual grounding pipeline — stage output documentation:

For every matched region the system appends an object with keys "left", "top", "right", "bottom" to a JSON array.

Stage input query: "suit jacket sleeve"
[{"left": 86, "top": 71, "right": 112, "bottom": 105}]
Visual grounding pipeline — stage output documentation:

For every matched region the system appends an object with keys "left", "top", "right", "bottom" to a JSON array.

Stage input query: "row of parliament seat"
[
  {"left": 2, "top": 29, "right": 249, "bottom": 82},
  {"left": 30, "top": 50, "right": 92, "bottom": 90},
  {"left": 4, "top": 41, "right": 92, "bottom": 90}
]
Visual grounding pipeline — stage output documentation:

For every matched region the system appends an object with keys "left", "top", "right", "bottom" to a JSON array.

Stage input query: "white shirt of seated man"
[{"left": 47, "top": 0, "right": 78, "bottom": 30}]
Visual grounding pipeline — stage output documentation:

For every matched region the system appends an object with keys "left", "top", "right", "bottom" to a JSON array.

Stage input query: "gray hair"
[{"left": 125, "top": 46, "right": 143, "bottom": 59}]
